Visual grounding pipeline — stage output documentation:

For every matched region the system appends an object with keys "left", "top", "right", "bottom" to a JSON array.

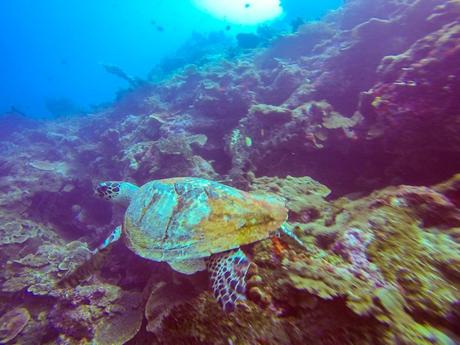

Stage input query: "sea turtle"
[{"left": 94, "top": 177, "right": 289, "bottom": 311}]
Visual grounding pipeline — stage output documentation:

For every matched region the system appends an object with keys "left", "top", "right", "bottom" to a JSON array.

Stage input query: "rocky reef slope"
[{"left": 0, "top": 0, "right": 459, "bottom": 344}]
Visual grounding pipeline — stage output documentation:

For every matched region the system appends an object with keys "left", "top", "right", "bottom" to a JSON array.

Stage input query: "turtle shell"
[{"left": 123, "top": 177, "right": 287, "bottom": 262}]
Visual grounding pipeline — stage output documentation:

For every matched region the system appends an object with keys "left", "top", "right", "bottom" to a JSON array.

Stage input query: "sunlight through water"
[{"left": 193, "top": 0, "right": 283, "bottom": 25}]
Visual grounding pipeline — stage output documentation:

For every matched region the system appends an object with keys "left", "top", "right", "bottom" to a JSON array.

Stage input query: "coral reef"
[
  {"left": 143, "top": 175, "right": 460, "bottom": 345},
  {"left": 50, "top": 286, "right": 143, "bottom": 345},
  {"left": 0, "top": 0, "right": 459, "bottom": 343},
  {"left": 360, "top": 21, "right": 460, "bottom": 152},
  {"left": 0, "top": 308, "right": 30, "bottom": 344}
]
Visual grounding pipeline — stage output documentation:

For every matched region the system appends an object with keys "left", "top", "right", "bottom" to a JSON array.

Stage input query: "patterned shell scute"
[{"left": 123, "top": 177, "right": 288, "bottom": 262}]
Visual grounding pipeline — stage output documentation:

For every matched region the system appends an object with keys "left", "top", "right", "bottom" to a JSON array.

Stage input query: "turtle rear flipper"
[{"left": 207, "top": 249, "right": 252, "bottom": 312}]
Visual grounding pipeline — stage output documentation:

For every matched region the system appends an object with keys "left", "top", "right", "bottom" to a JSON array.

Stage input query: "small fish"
[
  {"left": 244, "top": 3, "right": 251, "bottom": 8},
  {"left": 271, "top": 236, "right": 287, "bottom": 258},
  {"left": 9, "top": 106, "right": 26, "bottom": 117},
  {"left": 151, "top": 20, "right": 164, "bottom": 32}
]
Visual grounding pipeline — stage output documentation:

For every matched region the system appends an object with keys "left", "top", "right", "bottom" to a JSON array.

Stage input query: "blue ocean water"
[
  {"left": 1, "top": 1, "right": 459, "bottom": 344},
  {"left": 0, "top": 0, "right": 342, "bottom": 118}
]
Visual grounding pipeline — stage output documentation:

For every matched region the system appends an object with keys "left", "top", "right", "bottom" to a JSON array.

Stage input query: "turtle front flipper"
[
  {"left": 56, "top": 226, "right": 121, "bottom": 288},
  {"left": 207, "top": 249, "right": 252, "bottom": 312},
  {"left": 96, "top": 225, "right": 122, "bottom": 252}
]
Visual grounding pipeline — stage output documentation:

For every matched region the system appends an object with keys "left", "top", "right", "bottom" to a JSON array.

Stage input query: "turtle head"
[{"left": 95, "top": 181, "right": 139, "bottom": 206}]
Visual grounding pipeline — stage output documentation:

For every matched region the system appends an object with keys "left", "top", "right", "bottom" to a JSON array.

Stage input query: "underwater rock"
[
  {"left": 192, "top": 78, "right": 252, "bottom": 121},
  {"left": 227, "top": 99, "right": 361, "bottom": 182},
  {"left": 0, "top": 220, "right": 42, "bottom": 246},
  {"left": 28, "top": 160, "right": 71, "bottom": 176},
  {"left": 140, "top": 174, "right": 460, "bottom": 344},
  {"left": 156, "top": 133, "right": 207, "bottom": 156},
  {"left": 259, "top": 22, "right": 336, "bottom": 63},
  {"left": 1, "top": 241, "right": 92, "bottom": 296},
  {"left": 0, "top": 307, "right": 30, "bottom": 344},
  {"left": 362, "top": 21, "right": 460, "bottom": 153},
  {"left": 248, "top": 104, "right": 292, "bottom": 124},
  {"left": 120, "top": 132, "right": 217, "bottom": 184},
  {"left": 145, "top": 280, "right": 199, "bottom": 333},
  {"left": 263, "top": 64, "right": 305, "bottom": 105},
  {"left": 315, "top": 0, "right": 458, "bottom": 114},
  {"left": 92, "top": 291, "right": 144, "bottom": 345},
  {"left": 49, "top": 286, "right": 143, "bottom": 345},
  {"left": 0, "top": 110, "right": 37, "bottom": 140},
  {"left": 250, "top": 175, "right": 331, "bottom": 223}
]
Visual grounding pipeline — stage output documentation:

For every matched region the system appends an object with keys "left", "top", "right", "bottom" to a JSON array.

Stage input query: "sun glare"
[{"left": 193, "top": 0, "right": 283, "bottom": 25}]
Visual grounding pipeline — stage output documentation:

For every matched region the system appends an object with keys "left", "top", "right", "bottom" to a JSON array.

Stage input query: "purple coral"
[{"left": 332, "top": 228, "right": 387, "bottom": 288}]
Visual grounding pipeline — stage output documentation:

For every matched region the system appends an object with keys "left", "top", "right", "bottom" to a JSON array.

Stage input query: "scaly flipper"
[
  {"left": 207, "top": 249, "right": 252, "bottom": 312},
  {"left": 95, "top": 225, "right": 122, "bottom": 253}
]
